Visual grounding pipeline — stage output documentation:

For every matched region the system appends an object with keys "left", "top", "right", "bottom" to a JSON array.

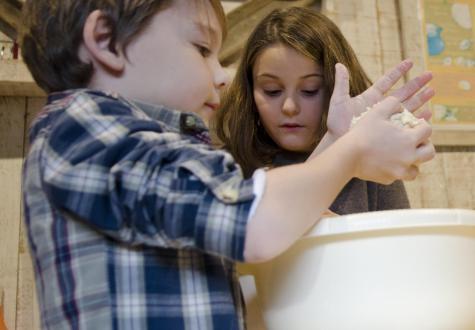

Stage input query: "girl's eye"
[
  {"left": 301, "top": 89, "right": 319, "bottom": 96},
  {"left": 264, "top": 90, "right": 282, "bottom": 97},
  {"left": 195, "top": 44, "right": 211, "bottom": 57}
]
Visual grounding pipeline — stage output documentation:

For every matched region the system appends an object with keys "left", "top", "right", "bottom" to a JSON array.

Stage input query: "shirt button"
[
  {"left": 222, "top": 188, "right": 238, "bottom": 202},
  {"left": 185, "top": 116, "right": 196, "bottom": 128}
]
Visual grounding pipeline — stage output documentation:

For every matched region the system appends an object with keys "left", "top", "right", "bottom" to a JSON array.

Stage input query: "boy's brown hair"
[
  {"left": 21, "top": 0, "right": 226, "bottom": 93},
  {"left": 213, "top": 7, "right": 372, "bottom": 178}
]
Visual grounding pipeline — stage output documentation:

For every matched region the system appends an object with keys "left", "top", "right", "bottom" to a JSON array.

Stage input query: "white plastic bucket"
[{"left": 250, "top": 209, "right": 475, "bottom": 330}]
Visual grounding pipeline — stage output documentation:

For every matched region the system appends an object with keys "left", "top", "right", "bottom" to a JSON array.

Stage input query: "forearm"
[
  {"left": 244, "top": 135, "right": 357, "bottom": 262},
  {"left": 308, "top": 132, "right": 338, "bottom": 160}
]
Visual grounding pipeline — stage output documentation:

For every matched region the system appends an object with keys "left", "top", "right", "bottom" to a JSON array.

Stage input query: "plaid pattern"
[{"left": 22, "top": 89, "right": 256, "bottom": 330}]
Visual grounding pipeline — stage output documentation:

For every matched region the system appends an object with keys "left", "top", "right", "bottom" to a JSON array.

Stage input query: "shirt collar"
[{"left": 47, "top": 89, "right": 208, "bottom": 134}]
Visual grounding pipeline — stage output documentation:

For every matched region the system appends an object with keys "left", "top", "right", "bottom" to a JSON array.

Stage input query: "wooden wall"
[
  {"left": 0, "top": 1, "right": 474, "bottom": 329},
  {"left": 0, "top": 97, "right": 43, "bottom": 330},
  {"left": 322, "top": 0, "right": 474, "bottom": 209}
]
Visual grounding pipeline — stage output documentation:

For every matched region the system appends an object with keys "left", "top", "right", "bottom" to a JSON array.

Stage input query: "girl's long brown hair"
[{"left": 212, "top": 7, "right": 371, "bottom": 178}]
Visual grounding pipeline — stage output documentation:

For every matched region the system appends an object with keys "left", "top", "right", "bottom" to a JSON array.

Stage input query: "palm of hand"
[
  {"left": 326, "top": 60, "right": 433, "bottom": 139},
  {"left": 327, "top": 94, "right": 367, "bottom": 137}
]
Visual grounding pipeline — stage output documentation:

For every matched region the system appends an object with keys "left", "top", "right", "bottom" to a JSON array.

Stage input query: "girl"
[{"left": 214, "top": 7, "right": 435, "bottom": 214}]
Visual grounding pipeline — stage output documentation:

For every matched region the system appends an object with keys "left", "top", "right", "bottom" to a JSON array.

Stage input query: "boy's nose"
[
  {"left": 214, "top": 62, "right": 230, "bottom": 90},
  {"left": 282, "top": 96, "right": 299, "bottom": 115}
]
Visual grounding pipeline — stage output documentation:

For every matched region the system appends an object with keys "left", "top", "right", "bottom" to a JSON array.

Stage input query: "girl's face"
[
  {"left": 252, "top": 44, "right": 326, "bottom": 153},
  {"left": 117, "top": 0, "right": 228, "bottom": 125}
]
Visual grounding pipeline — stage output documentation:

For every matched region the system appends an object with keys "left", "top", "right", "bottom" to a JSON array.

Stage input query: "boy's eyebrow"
[{"left": 193, "top": 21, "right": 218, "bottom": 44}]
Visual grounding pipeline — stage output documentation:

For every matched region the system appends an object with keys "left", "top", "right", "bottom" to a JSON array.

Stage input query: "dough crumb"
[{"left": 350, "top": 107, "right": 422, "bottom": 128}]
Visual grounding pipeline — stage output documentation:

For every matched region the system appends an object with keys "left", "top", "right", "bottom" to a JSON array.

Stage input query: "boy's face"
[{"left": 118, "top": 0, "right": 228, "bottom": 123}]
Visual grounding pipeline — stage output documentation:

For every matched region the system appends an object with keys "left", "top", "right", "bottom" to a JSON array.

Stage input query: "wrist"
[
  {"left": 334, "top": 132, "right": 362, "bottom": 179},
  {"left": 323, "top": 131, "right": 338, "bottom": 144}
]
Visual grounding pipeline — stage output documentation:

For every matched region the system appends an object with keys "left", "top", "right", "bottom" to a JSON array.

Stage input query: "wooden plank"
[
  {"left": 221, "top": 1, "right": 244, "bottom": 14},
  {"left": 220, "top": 0, "right": 318, "bottom": 65},
  {"left": 1, "top": 290, "right": 7, "bottom": 330},
  {"left": 322, "top": 0, "right": 385, "bottom": 80},
  {"left": 432, "top": 125, "right": 475, "bottom": 146},
  {"left": 0, "top": 60, "right": 44, "bottom": 97},
  {"left": 225, "top": 0, "right": 275, "bottom": 28},
  {"left": 404, "top": 153, "right": 450, "bottom": 208},
  {"left": 376, "top": 0, "right": 404, "bottom": 75},
  {"left": 441, "top": 151, "right": 474, "bottom": 209},
  {"left": 322, "top": 0, "right": 406, "bottom": 85},
  {"left": 15, "top": 97, "right": 44, "bottom": 330},
  {"left": 398, "top": 0, "right": 425, "bottom": 78},
  {"left": 0, "top": 0, "right": 22, "bottom": 40},
  {"left": 0, "top": 96, "right": 26, "bottom": 330},
  {"left": 0, "top": 17, "right": 16, "bottom": 41}
]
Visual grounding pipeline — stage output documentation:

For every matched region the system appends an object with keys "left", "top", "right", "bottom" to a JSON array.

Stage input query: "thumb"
[{"left": 329, "top": 63, "right": 350, "bottom": 106}]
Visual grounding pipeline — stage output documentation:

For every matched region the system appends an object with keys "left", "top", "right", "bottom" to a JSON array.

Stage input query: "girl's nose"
[{"left": 282, "top": 96, "right": 299, "bottom": 116}]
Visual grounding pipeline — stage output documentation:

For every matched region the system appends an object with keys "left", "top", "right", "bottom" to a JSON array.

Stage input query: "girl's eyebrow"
[
  {"left": 257, "top": 73, "right": 280, "bottom": 79},
  {"left": 301, "top": 73, "right": 323, "bottom": 78},
  {"left": 257, "top": 73, "right": 323, "bottom": 80}
]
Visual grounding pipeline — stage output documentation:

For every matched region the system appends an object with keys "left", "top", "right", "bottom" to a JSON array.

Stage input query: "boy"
[{"left": 21, "top": 0, "right": 434, "bottom": 329}]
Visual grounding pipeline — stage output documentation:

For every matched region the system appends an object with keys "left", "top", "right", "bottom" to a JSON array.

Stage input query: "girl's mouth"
[{"left": 281, "top": 124, "right": 303, "bottom": 128}]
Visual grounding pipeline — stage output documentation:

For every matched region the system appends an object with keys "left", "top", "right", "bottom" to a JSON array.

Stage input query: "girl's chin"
[{"left": 279, "top": 144, "right": 313, "bottom": 153}]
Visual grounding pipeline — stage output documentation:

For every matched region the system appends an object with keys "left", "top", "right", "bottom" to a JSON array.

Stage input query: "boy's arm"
[
  {"left": 244, "top": 70, "right": 435, "bottom": 263},
  {"left": 39, "top": 93, "right": 254, "bottom": 261}
]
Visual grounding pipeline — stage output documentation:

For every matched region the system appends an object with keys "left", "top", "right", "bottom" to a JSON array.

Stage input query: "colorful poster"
[{"left": 422, "top": 0, "right": 475, "bottom": 124}]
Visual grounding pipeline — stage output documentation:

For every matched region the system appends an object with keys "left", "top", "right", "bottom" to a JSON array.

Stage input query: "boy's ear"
[{"left": 81, "top": 10, "right": 125, "bottom": 72}]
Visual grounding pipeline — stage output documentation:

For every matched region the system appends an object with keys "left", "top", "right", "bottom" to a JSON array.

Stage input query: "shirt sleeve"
[
  {"left": 39, "top": 93, "right": 255, "bottom": 261},
  {"left": 249, "top": 169, "right": 266, "bottom": 219}
]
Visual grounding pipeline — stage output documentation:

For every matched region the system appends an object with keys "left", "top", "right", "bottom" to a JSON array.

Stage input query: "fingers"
[
  {"left": 403, "top": 165, "right": 420, "bottom": 181},
  {"left": 403, "top": 137, "right": 435, "bottom": 181},
  {"left": 391, "top": 71, "right": 433, "bottom": 102},
  {"left": 414, "top": 105, "right": 433, "bottom": 121},
  {"left": 360, "top": 59, "right": 413, "bottom": 105},
  {"left": 330, "top": 63, "right": 350, "bottom": 106},
  {"left": 415, "top": 141, "right": 436, "bottom": 164},
  {"left": 411, "top": 120, "right": 433, "bottom": 145},
  {"left": 371, "top": 96, "right": 402, "bottom": 118},
  {"left": 402, "top": 87, "right": 435, "bottom": 111}
]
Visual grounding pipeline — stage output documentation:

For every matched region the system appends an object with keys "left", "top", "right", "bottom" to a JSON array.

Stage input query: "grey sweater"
[{"left": 273, "top": 152, "right": 410, "bottom": 215}]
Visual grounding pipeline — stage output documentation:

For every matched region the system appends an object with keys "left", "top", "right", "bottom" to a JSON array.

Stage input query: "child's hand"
[
  {"left": 347, "top": 96, "right": 435, "bottom": 184},
  {"left": 327, "top": 60, "right": 434, "bottom": 138}
]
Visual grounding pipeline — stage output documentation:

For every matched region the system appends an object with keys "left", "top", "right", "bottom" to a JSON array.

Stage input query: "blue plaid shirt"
[{"left": 22, "top": 89, "right": 256, "bottom": 330}]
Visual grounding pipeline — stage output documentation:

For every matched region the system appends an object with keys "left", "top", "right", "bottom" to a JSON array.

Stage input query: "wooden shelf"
[
  {"left": 432, "top": 124, "right": 475, "bottom": 146},
  {"left": 0, "top": 60, "right": 44, "bottom": 97}
]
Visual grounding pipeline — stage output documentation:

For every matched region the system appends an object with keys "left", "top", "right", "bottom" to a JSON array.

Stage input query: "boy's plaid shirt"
[{"left": 22, "top": 89, "right": 256, "bottom": 330}]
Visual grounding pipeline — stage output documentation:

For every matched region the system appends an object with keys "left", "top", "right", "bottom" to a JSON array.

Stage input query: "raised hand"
[
  {"left": 327, "top": 60, "right": 434, "bottom": 138},
  {"left": 346, "top": 95, "right": 435, "bottom": 184}
]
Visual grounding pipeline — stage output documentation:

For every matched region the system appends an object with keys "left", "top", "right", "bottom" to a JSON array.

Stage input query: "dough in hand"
[{"left": 350, "top": 107, "right": 422, "bottom": 129}]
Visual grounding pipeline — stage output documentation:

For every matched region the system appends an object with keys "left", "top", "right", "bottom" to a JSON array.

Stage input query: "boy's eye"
[
  {"left": 195, "top": 44, "right": 211, "bottom": 57},
  {"left": 301, "top": 89, "right": 319, "bottom": 96},
  {"left": 264, "top": 90, "right": 282, "bottom": 97}
]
